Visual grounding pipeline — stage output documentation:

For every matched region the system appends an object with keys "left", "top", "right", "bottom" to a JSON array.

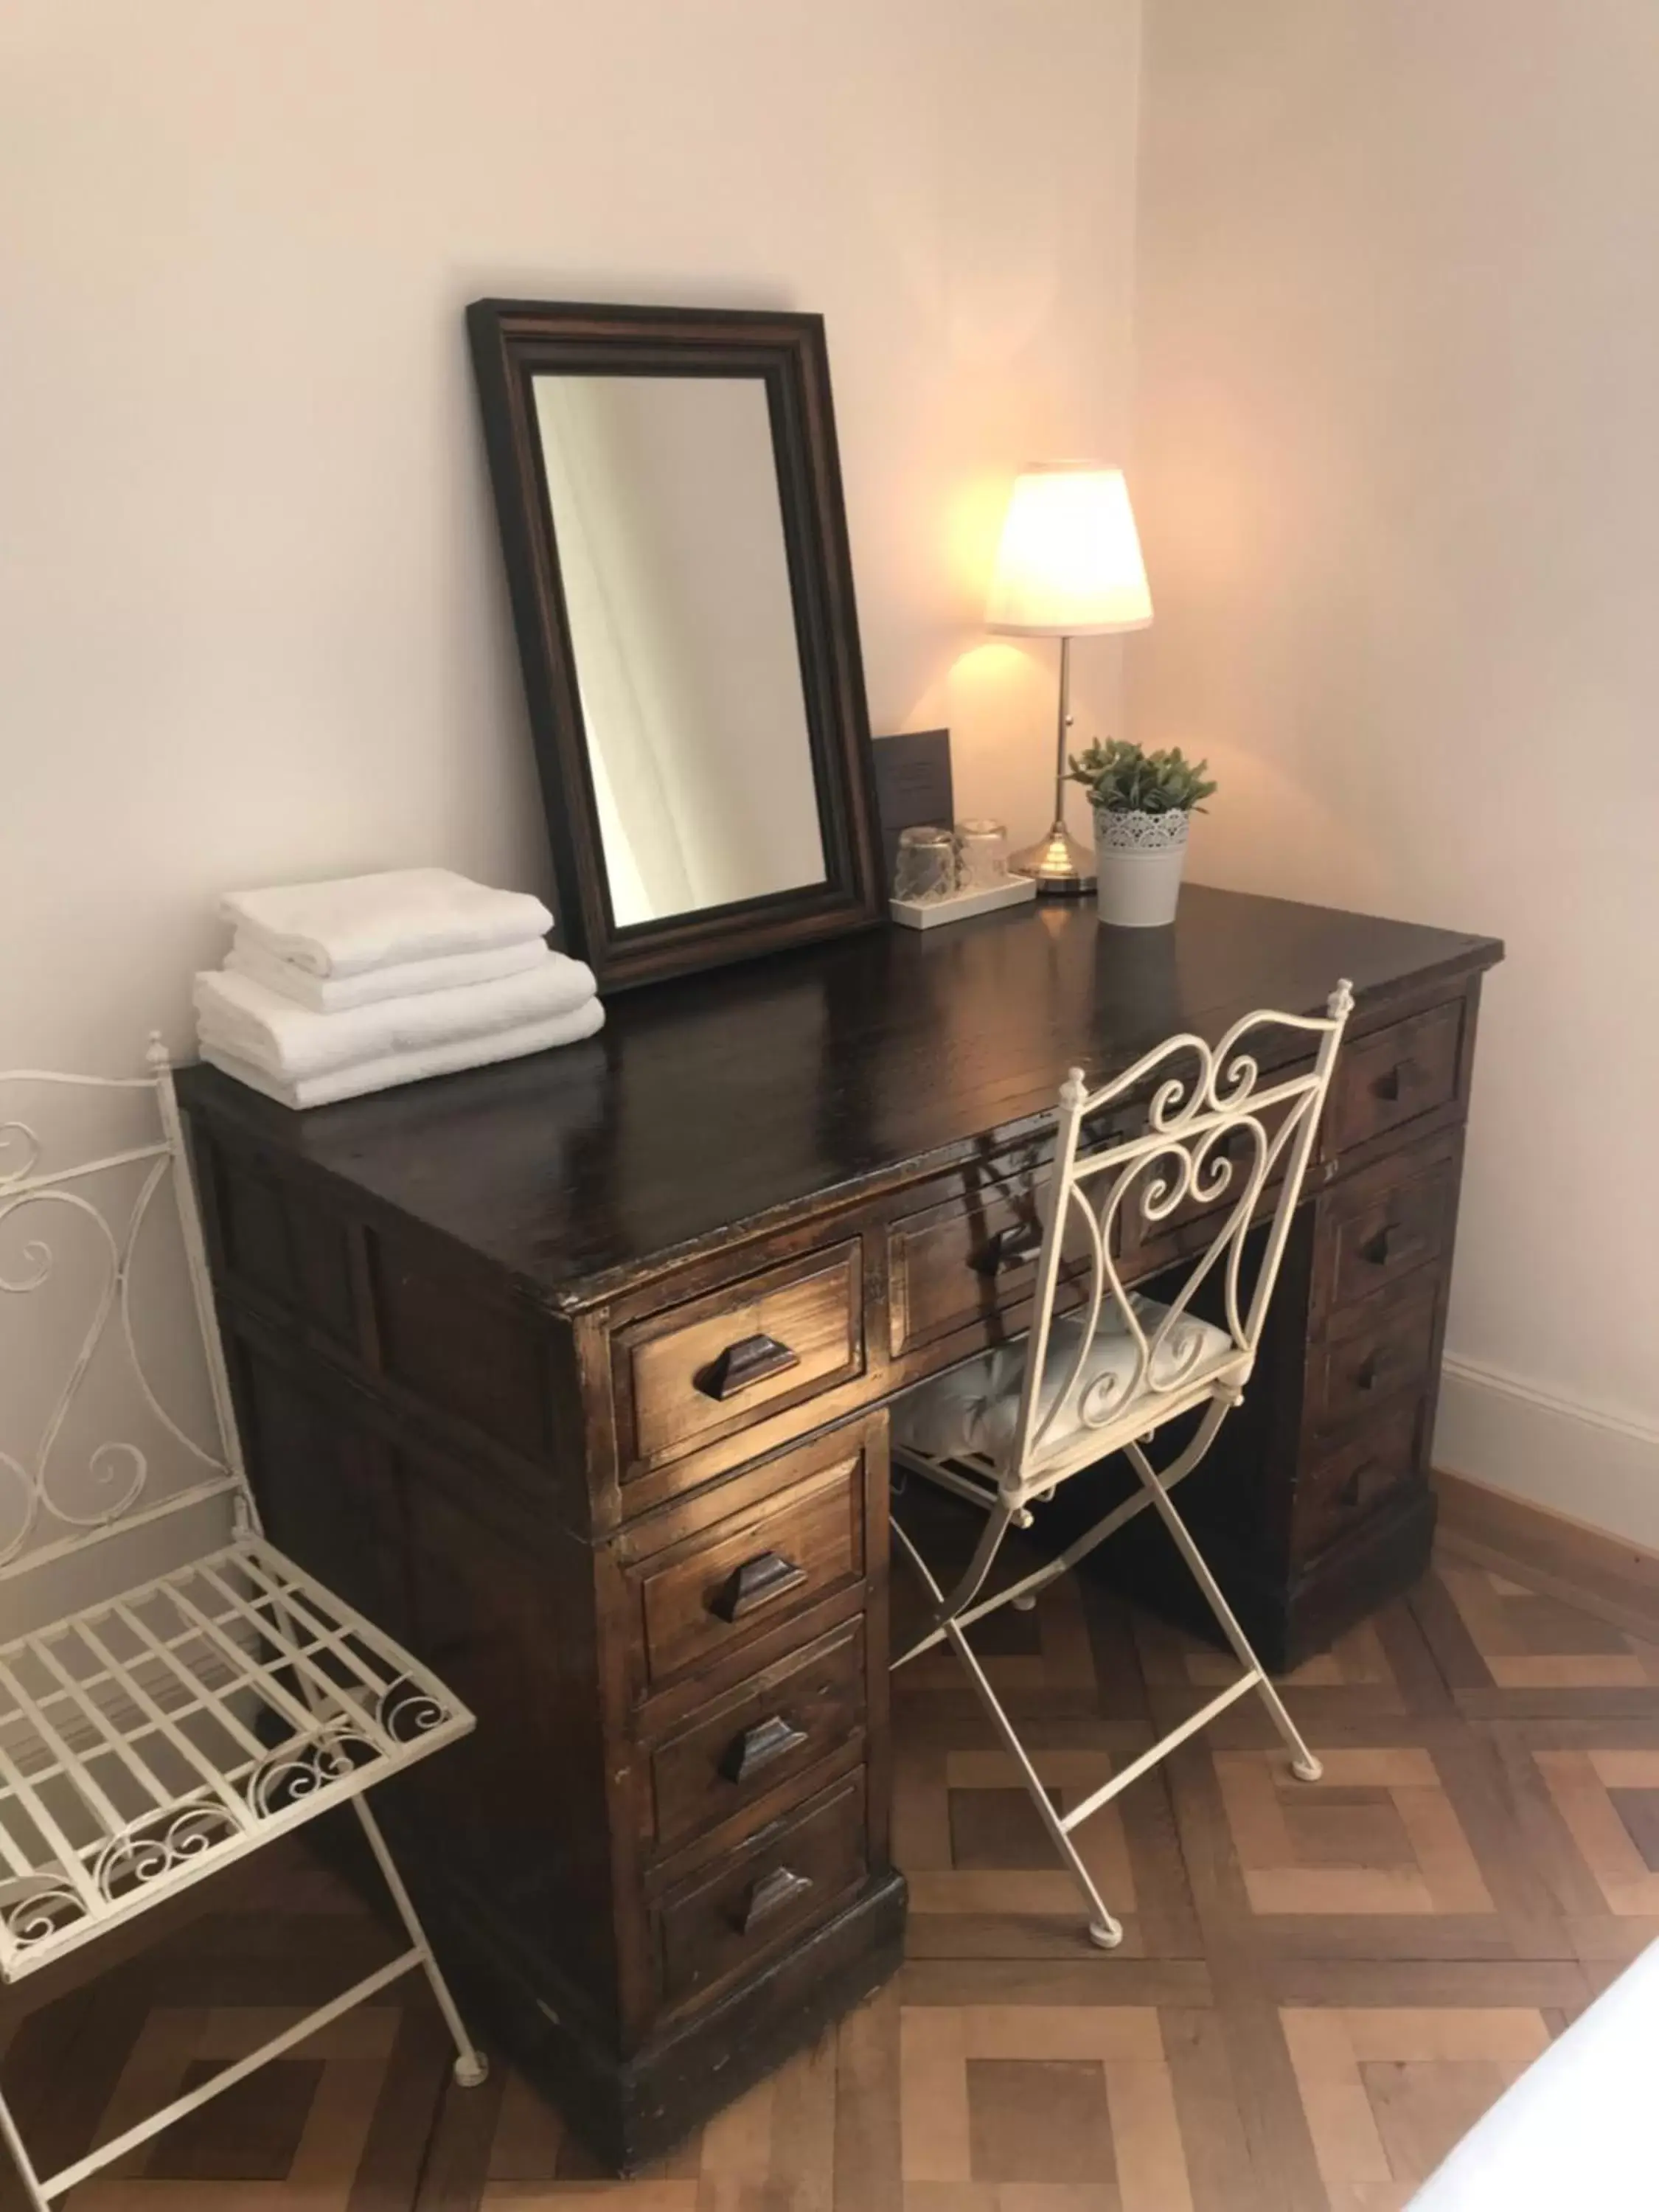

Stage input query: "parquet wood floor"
[{"left": 5, "top": 1501, "right": 1655, "bottom": 2211}]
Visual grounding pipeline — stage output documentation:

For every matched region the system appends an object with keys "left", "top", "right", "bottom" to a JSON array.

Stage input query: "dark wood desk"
[{"left": 175, "top": 887, "right": 1502, "bottom": 2168}]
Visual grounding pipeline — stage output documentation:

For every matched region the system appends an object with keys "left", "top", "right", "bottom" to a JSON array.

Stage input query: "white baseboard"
[{"left": 1434, "top": 1353, "right": 1659, "bottom": 1553}]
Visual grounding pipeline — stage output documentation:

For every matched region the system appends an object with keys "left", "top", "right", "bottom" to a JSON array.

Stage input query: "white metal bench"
[{"left": 0, "top": 1044, "right": 487, "bottom": 2209}]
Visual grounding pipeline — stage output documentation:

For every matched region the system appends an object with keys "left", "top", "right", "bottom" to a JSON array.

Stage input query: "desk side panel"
[
  {"left": 222, "top": 1315, "right": 627, "bottom": 2040},
  {"left": 184, "top": 1110, "right": 598, "bottom": 1536},
  {"left": 181, "top": 1099, "right": 630, "bottom": 2039}
]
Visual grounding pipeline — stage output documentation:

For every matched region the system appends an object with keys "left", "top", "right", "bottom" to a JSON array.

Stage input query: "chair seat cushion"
[
  {"left": 893, "top": 1294, "right": 1236, "bottom": 1474},
  {"left": 0, "top": 1538, "right": 472, "bottom": 1983}
]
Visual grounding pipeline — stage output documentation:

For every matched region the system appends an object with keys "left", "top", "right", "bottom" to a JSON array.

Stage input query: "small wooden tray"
[{"left": 889, "top": 877, "right": 1037, "bottom": 931}]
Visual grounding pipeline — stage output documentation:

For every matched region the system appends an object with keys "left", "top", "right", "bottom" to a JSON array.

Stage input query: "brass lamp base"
[{"left": 1011, "top": 822, "right": 1096, "bottom": 897}]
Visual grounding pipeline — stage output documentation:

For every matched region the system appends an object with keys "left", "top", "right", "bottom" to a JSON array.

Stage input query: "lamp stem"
[
  {"left": 1009, "top": 630, "right": 1096, "bottom": 895},
  {"left": 1053, "top": 631, "right": 1073, "bottom": 829}
]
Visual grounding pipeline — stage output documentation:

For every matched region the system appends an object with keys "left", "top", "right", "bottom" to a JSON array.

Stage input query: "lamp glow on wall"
[{"left": 987, "top": 462, "right": 1153, "bottom": 895}]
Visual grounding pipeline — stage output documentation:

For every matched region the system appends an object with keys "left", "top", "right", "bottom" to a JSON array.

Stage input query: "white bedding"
[{"left": 1408, "top": 1935, "right": 1659, "bottom": 2206}]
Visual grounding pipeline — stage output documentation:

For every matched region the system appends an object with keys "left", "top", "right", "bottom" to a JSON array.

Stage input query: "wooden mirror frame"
[{"left": 467, "top": 300, "right": 885, "bottom": 993}]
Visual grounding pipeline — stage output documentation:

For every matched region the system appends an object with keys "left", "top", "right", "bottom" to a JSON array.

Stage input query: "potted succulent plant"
[{"left": 1065, "top": 738, "right": 1217, "bottom": 928}]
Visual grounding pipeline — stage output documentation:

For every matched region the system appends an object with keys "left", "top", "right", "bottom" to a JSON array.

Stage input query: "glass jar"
[
  {"left": 894, "top": 824, "right": 957, "bottom": 902},
  {"left": 955, "top": 818, "right": 1009, "bottom": 893}
]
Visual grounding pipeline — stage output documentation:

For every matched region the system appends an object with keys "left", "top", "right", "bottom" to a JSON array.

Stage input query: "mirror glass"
[{"left": 531, "top": 372, "right": 828, "bottom": 929}]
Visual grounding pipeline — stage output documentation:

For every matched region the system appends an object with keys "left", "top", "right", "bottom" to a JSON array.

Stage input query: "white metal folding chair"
[
  {"left": 0, "top": 1044, "right": 487, "bottom": 2211},
  {"left": 890, "top": 984, "right": 1354, "bottom": 1950}
]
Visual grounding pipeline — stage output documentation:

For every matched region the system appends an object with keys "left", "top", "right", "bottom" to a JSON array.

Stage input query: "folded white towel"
[
  {"left": 194, "top": 950, "right": 597, "bottom": 1082},
  {"left": 220, "top": 867, "right": 553, "bottom": 979},
  {"left": 226, "top": 933, "right": 547, "bottom": 1012},
  {"left": 199, "top": 998, "right": 606, "bottom": 1109}
]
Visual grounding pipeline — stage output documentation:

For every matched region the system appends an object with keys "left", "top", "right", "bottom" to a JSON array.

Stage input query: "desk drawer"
[
  {"left": 1293, "top": 1402, "right": 1421, "bottom": 1562},
  {"left": 1309, "top": 1281, "right": 1440, "bottom": 1437},
  {"left": 1326, "top": 1158, "right": 1458, "bottom": 1312},
  {"left": 1315, "top": 1127, "right": 1461, "bottom": 1324},
  {"left": 614, "top": 1241, "right": 863, "bottom": 1481},
  {"left": 653, "top": 1770, "right": 867, "bottom": 2011},
  {"left": 625, "top": 1441, "right": 866, "bottom": 1693},
  {"left": 1328, "top": 1001, "right": 1464, "bottom": 1155},
  {"left": 887, "top": 1154, "right": 1090, "bottom": 1359},
  {"left": 644, "top": 1617, "right": 865, "bottom": 1859}
]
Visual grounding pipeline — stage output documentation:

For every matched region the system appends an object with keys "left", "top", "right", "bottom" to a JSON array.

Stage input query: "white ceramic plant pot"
[{"left": 1092, "top": 809, "right": 1189, "bottom": 928}]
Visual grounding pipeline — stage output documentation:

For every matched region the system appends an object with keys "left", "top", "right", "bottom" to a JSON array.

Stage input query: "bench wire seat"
[{"left": 0, "top": 1048, "right": 487, "bottom": 2209}]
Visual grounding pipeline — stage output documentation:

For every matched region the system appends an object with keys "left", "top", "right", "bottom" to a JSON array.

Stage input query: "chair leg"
[
  {"left": 350, "top": 1797, "right": 490, "bottom": 2085},
  {"left": 0, "top": 1809, "right": 486, "bottom": 2211},
  {"left": 890, "top": 1515, "right": 1124, "bottom": 1949},
  {"left": 1124, "top": 1441, "right": 1323, "bottom": 1782},
  {"left": 0, "top": 2087, "right": 54, "bottom": 2212},
  {"left": 945, "top": 1613, "right": 1124, "bottom": 1950},
  {"left": 255, "top": 1577, "right": 488, "bottom": 2088}
]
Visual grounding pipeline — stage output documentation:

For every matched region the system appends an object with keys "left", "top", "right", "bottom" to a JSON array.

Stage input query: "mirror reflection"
[{"left": 532, "top": 373, "right": 827, "bottom": 928}]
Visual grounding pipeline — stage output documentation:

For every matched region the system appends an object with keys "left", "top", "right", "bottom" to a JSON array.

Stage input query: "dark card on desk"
[{"left": 872, "top": 728, "right": 953, "bottom": 891}]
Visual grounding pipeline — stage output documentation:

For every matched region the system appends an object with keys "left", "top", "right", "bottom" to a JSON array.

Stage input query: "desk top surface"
[{"left": 176, "top": 888, "right": 1501, "bottom": 1311}]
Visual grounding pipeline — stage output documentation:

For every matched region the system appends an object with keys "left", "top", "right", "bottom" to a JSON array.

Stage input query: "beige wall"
[
  {"left": 1, "top": 0, "right": 1141, "bottom": 1600},
  {"left": 1131, "top": 1, "right": 1659, "bottom": 1541},
  {"left": 24, "top": 0, "right": 1641, "bottom": 1559},
  {"left": 1, "top": 0, "right": 1143, "bottom": 1074}
]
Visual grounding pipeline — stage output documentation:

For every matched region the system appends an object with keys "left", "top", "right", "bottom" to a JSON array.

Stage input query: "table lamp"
[{"left": 987, "top": 462, "right": 1153, "bottom": 895}]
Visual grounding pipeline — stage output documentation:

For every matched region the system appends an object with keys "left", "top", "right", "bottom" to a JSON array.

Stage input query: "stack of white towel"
[{"left": 195, "top": 868, "right": 604, "bottom": 1108}]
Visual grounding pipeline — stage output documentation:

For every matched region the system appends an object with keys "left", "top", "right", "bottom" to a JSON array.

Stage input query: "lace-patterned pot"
[{"left": 1092, "top": 808, "right": 1189, "bottom": 927}]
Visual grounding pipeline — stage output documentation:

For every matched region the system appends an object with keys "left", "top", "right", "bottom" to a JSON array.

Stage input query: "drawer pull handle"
[
  {"left": 737, "top": 1863, "right": 814, "bottom": 1933},
  {"left": 1354, "top": 1353, "right": 1381, "bottom": 1393},
  {"left": 696, "top": 1332, "right": 801, "bottom": 1401},
  {"left": 973, "top": 1222, "right": 1044, "bottom": 1276},
  {"left": 1372, "top": 1057, "right": 1419, "bottom": 1105},
  {"left": 720, "top": 1712, "right": 810, "bottom": 1785},
  {"left": 710, "top": 1550, "right": 809, "bottom": 1623},
  {"left": 1361, "top": 1225, "right": 1395, "bottom": 1267}
]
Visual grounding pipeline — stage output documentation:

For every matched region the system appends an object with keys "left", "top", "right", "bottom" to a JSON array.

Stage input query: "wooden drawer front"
[
  {"left": 1310, "top": 1286, "right": 1439, "bottom": 1437},
  {"left": 632, "top": 1454, "right": 865, "bottom": 1691},
  {"left": 888, "top": 1169, "right": 1090, "bottom": 1360},
  {"left": 1326, "top": 1153, "right": 1458, "bottom": 1314},
  {"left": 654, "top": 1770, "right": 867, "bottom": 2010},
  {"left": 617, "top": 1242, "right": 863, "bottom": 1479},
  {"left": 646, "top": 1618, "right": 865, "bottom": 1858},
  {"left": 1294, "top": 1403, "right": 1421, "bottom": 1562},
  {"left": 1329, "top": 1001, "right": 1464, "bottom": 1156}
]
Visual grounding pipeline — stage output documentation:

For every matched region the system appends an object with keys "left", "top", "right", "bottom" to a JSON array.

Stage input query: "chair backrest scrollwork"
[
  {"left": 1008, "top": 981, "right": 1354, "bottom": 1480},
  {"left": 0, "top": 1041, "right": 248, "bottom": 1590}
]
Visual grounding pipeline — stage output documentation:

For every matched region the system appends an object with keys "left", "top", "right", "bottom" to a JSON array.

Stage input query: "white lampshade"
[{"left": 985, "top": 462, "right": 1153, "bottom": 637}]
